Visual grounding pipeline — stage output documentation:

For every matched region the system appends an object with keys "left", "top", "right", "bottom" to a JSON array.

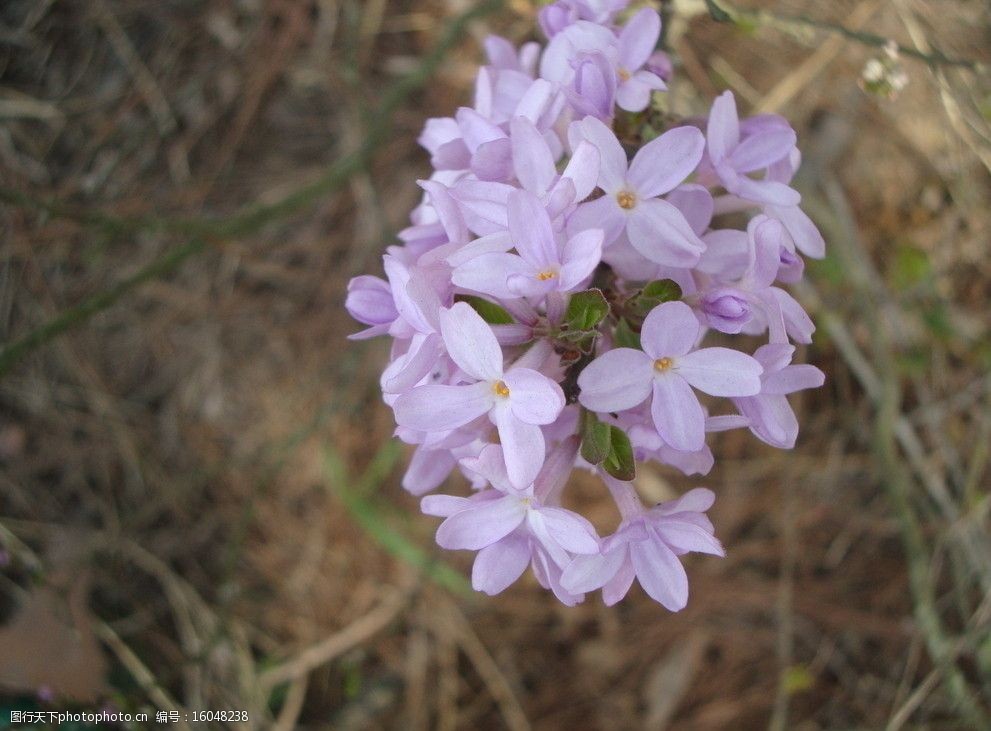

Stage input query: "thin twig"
[
  {"left": 704, "top": 0, "right": 987, "bottom": 73},
  {"left": 92, "top": 0, "right": 178, "bottom": 136},
  {"left": 258, "top": 589, "right": 408, "bottom": 691},
  {"left": 439, "top": 600, "right": 531, "bottom": 731},
  {"left": 95, "top": 622, "right": 192, "bottom": 731},
  {"left": 886, "top": 668, "right": 941, "bottom": 731},
  {"left": 271, "top": 675, "right": 309, "bottom": 731}
]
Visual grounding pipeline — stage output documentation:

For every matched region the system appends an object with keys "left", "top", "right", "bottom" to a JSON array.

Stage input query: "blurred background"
[{"left": 1, "top": 1, "right": 989, "bottom": 729}]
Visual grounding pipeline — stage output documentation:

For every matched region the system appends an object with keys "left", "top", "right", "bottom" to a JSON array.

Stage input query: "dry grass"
[{"left": 1, "top": 1, "right": 990, "bottom": 729}]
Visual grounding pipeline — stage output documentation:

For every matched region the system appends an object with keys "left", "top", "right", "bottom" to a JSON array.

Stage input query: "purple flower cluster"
[{"left": 346, "top": 2, "right": 825, "bottom": 609}]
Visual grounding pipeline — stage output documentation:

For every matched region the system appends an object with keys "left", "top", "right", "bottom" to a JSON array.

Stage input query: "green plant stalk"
[
  {"left": 0, "top": 0, "right": 505, "bottom": 379},
  {"left": 323, "top": 446, "right": 472, "bottom": 597},
  {"left": 0, "top": 238, "right": 206, "bottom": 376}
]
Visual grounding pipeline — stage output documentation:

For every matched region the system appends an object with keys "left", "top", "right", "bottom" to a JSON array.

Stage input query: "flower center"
[
  {"left": 653, "top": 357, "right": 674, "bottom": 372},
  {"left": 536, "top": 270, "right": 557, "bottom": 281},
  {"left": 618, "top": 67, "right": 632, "bottom": 82},
  {"left": 493, "top": 380, "right": 511, "bottom": 397},
  {"left": 616, "top": 190, "right": 637, "bottom": 210}
]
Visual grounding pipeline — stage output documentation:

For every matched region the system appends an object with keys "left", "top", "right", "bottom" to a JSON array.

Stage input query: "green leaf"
[
  {"left": 613, "top": 318, "right": 642, "bottom": 350},
  {"left": 579, "top": 410, "right": 612, "bottom": 465},
  {"left": 456, "top": 295, "right": 514, "bottom": 325},
  {"left": 565, "top": 289, "right": 610, "bottom": 331},
  {"left": 627, "top": 278, "right": 682, "bottom": 316},
  {"left": 642, "top": 278, "right": 683, "bottom": 303},
  {"left": 602, "top": 426, "right": 636, "bottom": 481},
  {"left": 323, "top": 445, "right": 472, "bottom": 596}
]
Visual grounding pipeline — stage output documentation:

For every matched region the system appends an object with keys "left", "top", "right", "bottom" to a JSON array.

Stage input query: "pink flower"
[
  {"left": 562, "top": 483, "right": 724, "bottom": 609},
  {"left": 393, "top": 302, "right": 565, "bottom": 488},
  {"left": 578, "top": 301, "right": 763, "bottom": 451},
  {"left": 451, "top": 189, "right": 603, "bottom": 301},
  {"left": 423, "top": 441, "right": 599, "bottom": 603},
  {"left": 568, "top": 116, "right": 707, "bottom": 267},
  {"left": 346, "top": 4, "right": 826, "bottom": 607},
  {"left": 706, "top": 90, "right": 801, "bottom": 207}
]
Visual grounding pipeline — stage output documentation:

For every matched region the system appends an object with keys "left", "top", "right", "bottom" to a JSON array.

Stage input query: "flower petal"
[
  {"left": 626, "top": 198, "right": 705, "bottom": 268},
  {"left": 561, "top": 140, "right": 600, "bottom": 202},
  {"left": 537, "top": 507, "right": 601, "bottom": 554},
  {"left": 472, "top": 534, "right": 532, "bottom": 594},
  {"left": 456, "top": 106, "right": 503, "bottom": 149},
  {"left": 558, "top": 228, "right": 604, "bottom": 291},
  {"left": 451, "top": 180, "right": 512, "bottom": 236},
  {"left": 577, "top": 348, "right": 654, "bottom": 413},
  {"left": 666, "top": 184, "right": 714, "bottom": 235},
  {"left": 658, "top": 487, "right": 716, "bottom": 515},
  {"left": 560, "top": 547, "right": 626, "bottom": 594},
  {"left": 728, "top": 129, "right": 797, "bottom": 173},
  {"left": 767, "top": 204, "right": 825, "bottom": 259},
  {"left": 511, "top": 116, "right": 556, "bottom": 196},
  {"left": 601, "top": 556, "right": 637, "bottom": 605},
  {"left": 439, "top": 301, "right": 504, "bottom": 381},
  {"left": 657, "top": 519, "right": 725, "bottom": 557},
  {"left": 772, "top": 287, "right": 815, "bottom": 343},
  {"left": 761, "top": 364, "right": 825, "bottom": 395},
  {"left": 706, "top": 90, "right": 740, "bottom": 163},
  {"left": 459, "top": 443, "right": 515, "bottom": 493},
  {"left": 452, "top": 252, "right": 534, "bottom": 300},
  {"left": 630, "top": 534, "right": 690, "bottom": 610},
  {"left": 471, "top": 138, "right": 513, "bottom": 182},
  {"left": 502, "top": 367, "right": 565, "bottom": 425},
  {"left": 615, "top": 77, "right": 652, "bottom": 113},
  {"left": 418, "top": 179, "right": 468, "bottom": 245},
  {"left": 677, "top": 347, "right": 763, "bottom": 397},
  {"left": 651, "top": 375, "right": 706, "bottom": 452},
  {"left": 436, "top": 495, "right": 526, "bottom": 550},
  {"left": 381, "top": 333, "right": 444, "bottom": 394},
  {"left": 508, "top": 189, "right": 558, "bottom": 268},
  {"left": 640, "top": 301, "right": 700, "bottom": 359},
  {"left": 393, "top": 382, "right": 494, "bottom": 432},
  {"left": 494, "top": 406, "right": 546, "bottom": 489},
  {"left": 568, "top": 116, "right": 628, "bottom": 193},
  {"left": 444, "top": 231, "right": 514, "bottom": 268},
  {"left": 628, "top": 126, "right": 706, "bottom": 199},
  {"left": 402, "top": 446, "right": 457, "bottom": 495},
  {"left": 618, "top": 8, "right": 661, "bottom": 70},
  {"left": 566, "top": 196, "right": 625, "bottom": 246},
  {"left": 736, "top": 393, "right": 797, "bottom": 448},
  {"left": 730, "top": 176, "right": 801, "bottom": 207},
  {"left": 421, "top": 493, "right": 475, "bottom": 517}
]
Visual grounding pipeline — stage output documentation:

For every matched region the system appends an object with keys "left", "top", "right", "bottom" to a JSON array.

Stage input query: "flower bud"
[
  {"left": 701, "top": 288, "right": 752, "bottom": 333},
  {"left": 345, "top": 276, "right": 397, "bottom": 329},
  {"left": 567, "top": 52, "right": 616, "bottom": 121}
]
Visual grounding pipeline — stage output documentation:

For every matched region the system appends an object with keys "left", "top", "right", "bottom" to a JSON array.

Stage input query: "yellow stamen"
[
  {"left": 493, "top": 380, "right": 511, "bottom": 397},
  {"left": 618, "top": 67, "right": 632, "bottom": 82},
  {"left": 653, "top": 357, "right": 674, "bottom": 372},
  {"left": 536, "top": 270, "right": 557, "bottom": 281},
  {"left": 616, "top": 190, "right": 637, "bottom": 210}
]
